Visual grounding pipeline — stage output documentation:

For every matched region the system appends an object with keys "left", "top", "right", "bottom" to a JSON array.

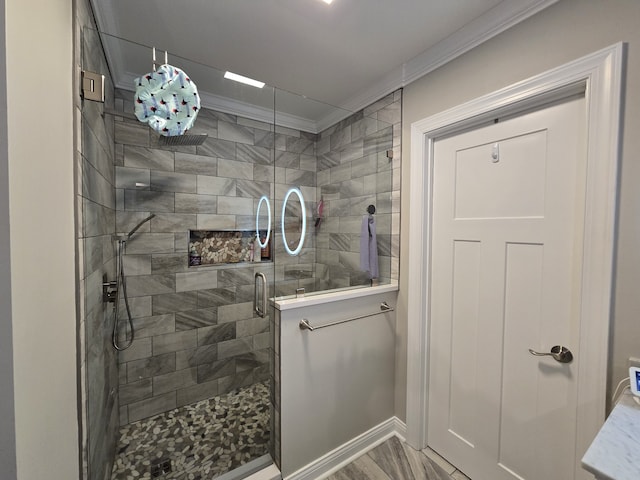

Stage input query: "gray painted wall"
[
  {"left": 0, "top": 0, "right": 17, "bottom": 476},
  {"left": 398, "top": 0, "right": 640, "bottom": 420},
  {"left": 5, "top": 0, "right": 79, "bottom": 478}
]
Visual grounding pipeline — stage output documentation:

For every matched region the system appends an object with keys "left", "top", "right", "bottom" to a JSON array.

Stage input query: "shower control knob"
[{"left": 102, "top": 280, "right": 118, "bottom": 303}]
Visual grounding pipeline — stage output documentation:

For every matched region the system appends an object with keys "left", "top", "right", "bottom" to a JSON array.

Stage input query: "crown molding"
[
  {"left": 92, "top": 0, "right": 559, "bottom": 133},
  {"left": 338, "top": 0, "right": 559, "bottom": 116}
]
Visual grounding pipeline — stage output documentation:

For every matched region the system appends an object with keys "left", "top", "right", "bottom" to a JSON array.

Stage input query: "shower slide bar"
[{"left": 299, "top": 301, "right": 394, "bottom": 332}]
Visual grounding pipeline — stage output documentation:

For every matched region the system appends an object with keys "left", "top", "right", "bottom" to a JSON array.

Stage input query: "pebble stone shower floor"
[{"left": 110, "top": 382, "right": 271, "bottom": 480}]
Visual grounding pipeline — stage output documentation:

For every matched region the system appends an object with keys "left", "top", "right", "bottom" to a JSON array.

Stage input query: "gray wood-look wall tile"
[
  {"left": 116, "top": 121, "right": 151, "bottom": 149},
  {"left": 152, "top": 291, "right": 199, "bottom": 315},
  {"left": 116, "top": 166, "right": 150, "bottom": 189},
  {"left": 175, "top": 269, "right": 218, "bottom": 292},
  {"left": 238, "top": 116, "right": 272, "bottom": 132},
  {"left": 175, "top": 152, "right": 217, "bottom": 176},
  {"left": 254, "top": 332, "right": 270, "bottom": 350},
  {"left": 127, "top": 392, "right": 177, "bottom": 423},
  {"left": 150, "top": 171, "right": 197, "bottom": 193},
  {"left": 119, "top": 378, "right": 152, "bottom": 405},
  {"left": 197, "top": 287, "right": 236, "bottom": 308},
  {"left": 217, "top": 338, "right": 252, "bottom": 359},
  {"left": 124, "top": 145, "right": 174, "bottom": 171},
  {"left": 196, "top": 214, "right": 237, "bottom": 230},
  {"left": 150, "top": 213, "right": 197, "bottom": 233},
  {"left": 125, "top": 274, "right": 175, "bottom": 297},
  {"left": 83, "top": 120, "right": 115, "bottom": 184},
  {"left": 83, "top": 198, "right": 115, "bottom": 237},
  {"left": 196, "top": 175, "right": 236, "bottom": 196},
  {"left": 197, "top": 323, "right": 236, "bottom": 347},
  {"left": 122, "top": 254, "right": 152, "bottom": 276},
  {"left": 236, "top": 318, "right": 269, "bottom": 338},
  {"left": 175, "top": 344, "right": 218, "bottom": 370},
  {"left": 340, "top": 141, "right": 364, "bottom": 164},
  {"left": 237, "top": 144, "right": 272, "bottom": 165},
  {"left": 235, "top": 180, "right": 271, "bottom": 199},
  {"left": 254, "top": 165, "right": 275, "bottom": 182},
  {"left": 275, "top": 151, "right": 300, "bottom": 169},
  {"left": 286, "top": 136, "right": 315, "bottom": 156},
  {"left": 153, "top": 367, "right": 197, "bottom": 395},
  {"left": 217, "top": 268, "right": 254, "bottom": 287},
  {"left": 127, "top": 314, "right": 175, "bottom": 339},
  {"left": 197, "top": 358, "right": 236, "bottom": 383},
  {"left": 364, "top": 127, "right": 393, "bottom": 157},
  {"left": 217, "top": 370, "right": 254, "bottom": 396},
  {"left": 83, "top": 159, "right": 115, "bottom": 208},
  {"left": 126, "top": 353, "right": 177, "bottom": 383},
  {"left": 196, "top": 137, "right": 236, "bottom": 160},
  {"left": 175, "top": 193, "right": 217, "bottom": 214},
  {"left": 376, "top": 101, "right": 401, "bottom": 125},
  {"left": 118, "top": 295, "right": 152, "bottom": 319},
  {"left": 217, "top": 302, "right": 254, "bottom": 324},
  {"left": 152, "top": 330, "right": 198, "bottom": 356},
  {"left": 217, "top": 196, "right": 253, "bottom": 215},
  {"left": 218, "top": 121, "right": 255, "bottom": 145},
  {"left": 218, "top": 158, "right": 254, "bottom": 180},
  {"left": 116, "top": 211, "right": 152, "bottom": 235},
  {"left": 118, "top": 337, "right": 152, "bottom": 363},
  {"left": 254, "top": 129, "right": 275, "bottom": 149},
  {"left": 176, "top": 309, "right": 217, "bottom": 331},
  {"left": 176, "top": 379, "right": 219, "bottom": 407},
  {"left": 285, "top": 169, "right": 316, "bottom": 187},
  {"left": 125, "top": 233, "right": 176, "bottom": 254},
  {"left": 124, "top": 190, "right": 175, "bottom": 212}
]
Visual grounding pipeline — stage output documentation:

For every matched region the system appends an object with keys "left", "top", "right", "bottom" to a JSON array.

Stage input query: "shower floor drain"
[{"left": 150, "top": 458, "right": 172, "bottom": 478}]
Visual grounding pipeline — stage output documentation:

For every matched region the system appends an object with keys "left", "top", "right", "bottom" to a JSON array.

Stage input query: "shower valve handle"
[{"left": 103, "top": 280, "right": 118, "bottom": 303}]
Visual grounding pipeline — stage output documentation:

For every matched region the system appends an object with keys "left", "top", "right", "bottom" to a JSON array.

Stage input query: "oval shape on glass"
[
  {"left": 256, "top": 195, "right": 271, "bottom": 248},
  {"left": 281, "top": 187, "right": 306, "bottom": 256}
]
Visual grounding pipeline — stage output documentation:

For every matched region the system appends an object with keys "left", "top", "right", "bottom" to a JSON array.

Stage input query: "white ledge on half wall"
[{"left": 273, "top": 281, "right": 398, "bottom": 311}]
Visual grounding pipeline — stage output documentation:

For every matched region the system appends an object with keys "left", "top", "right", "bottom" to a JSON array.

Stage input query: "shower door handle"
[{"left": 254, "top": 272, "right": 267, "bottom": 318}]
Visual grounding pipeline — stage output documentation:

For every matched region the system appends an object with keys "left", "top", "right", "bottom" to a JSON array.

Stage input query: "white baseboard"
[{"left": 284, "top": 417, "right": 407, "bottom": 480}]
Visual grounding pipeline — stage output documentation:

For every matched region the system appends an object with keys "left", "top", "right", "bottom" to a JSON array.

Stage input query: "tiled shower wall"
[
  {"left": 315, "top": 91, "right": 401, "bottom": 290},
  {"left": 113, "top": 90, "right": 275, "bottom": 424},
  {"left": 74, "top": 3, "right": 119, "bottom": 480},
  {"left": 273, "top": 91, "right": 402, "bottom": 296}
]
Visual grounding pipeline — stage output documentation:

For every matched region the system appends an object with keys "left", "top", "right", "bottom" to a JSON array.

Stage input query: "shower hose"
[{"left": 112, "top": 239, "right": 135, "bottom": 351}]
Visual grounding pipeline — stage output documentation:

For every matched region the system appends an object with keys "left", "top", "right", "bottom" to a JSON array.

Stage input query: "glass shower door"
[{"left": 79, "top": 29, "right": 278, "bottom": 480}]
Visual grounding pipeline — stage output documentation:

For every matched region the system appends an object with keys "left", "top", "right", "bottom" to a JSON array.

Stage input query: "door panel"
[
  {"left": 449, "top": 240, "right": 481, "bottom": 448},
  {"left": 428, "top": 96, "right": 586, "bottom": 480},
  {"left": 454, "top": 130, "right": 547, "bottom": 219}
]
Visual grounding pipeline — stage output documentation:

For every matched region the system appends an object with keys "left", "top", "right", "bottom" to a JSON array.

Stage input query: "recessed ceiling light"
[
  {"left": 223, "top": 71, "right": 265, "bottom": 89},
  {"left": 322, "top": 0, "right": 333, "bottom": 4}
]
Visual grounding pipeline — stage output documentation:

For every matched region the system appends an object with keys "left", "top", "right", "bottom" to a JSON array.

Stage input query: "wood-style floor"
[{"left": 324, "top": 436, "right": 471, "bottom": 480}]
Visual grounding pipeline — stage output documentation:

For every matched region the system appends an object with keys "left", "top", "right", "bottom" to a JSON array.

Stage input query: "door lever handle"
[{"left": 528, "top": 345, "right": 573, "bottom": 364}]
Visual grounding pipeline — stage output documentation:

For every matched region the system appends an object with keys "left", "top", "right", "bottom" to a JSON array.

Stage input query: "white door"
[{"left": 428, "top": 96, "right": 587, "bottom": 480}]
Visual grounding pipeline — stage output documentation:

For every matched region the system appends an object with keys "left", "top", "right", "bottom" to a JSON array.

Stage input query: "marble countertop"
[{"left": 582, "top": 392, "right": 640, "bottom": 480}]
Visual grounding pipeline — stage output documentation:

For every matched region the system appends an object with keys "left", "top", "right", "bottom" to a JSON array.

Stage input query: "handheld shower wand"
[{"left": 112, "top": 214, "right": 155, "bottom": 350}]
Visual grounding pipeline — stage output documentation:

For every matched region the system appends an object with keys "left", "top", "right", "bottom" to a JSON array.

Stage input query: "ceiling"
[{"left": 90, "top": 0, "right": 557, "bottom": 131}]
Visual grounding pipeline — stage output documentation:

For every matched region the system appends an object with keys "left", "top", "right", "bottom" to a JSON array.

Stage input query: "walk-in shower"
[{"left": 77, "top": 9, "right": 400, "bottom": 479}]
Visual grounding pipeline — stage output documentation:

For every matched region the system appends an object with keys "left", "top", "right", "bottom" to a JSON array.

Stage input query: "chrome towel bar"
[{"left": 299, "top": 301, "right": 394, "bottom": 331}]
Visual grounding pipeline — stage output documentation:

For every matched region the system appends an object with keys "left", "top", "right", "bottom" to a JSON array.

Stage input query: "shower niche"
[{"left": 188, "top": 230, "right": 272, "bottom": 266}]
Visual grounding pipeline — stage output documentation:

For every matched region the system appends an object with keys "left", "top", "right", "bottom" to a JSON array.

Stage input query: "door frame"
[{"left": 405, "top": 43, "right": 624, "bottom": 473}]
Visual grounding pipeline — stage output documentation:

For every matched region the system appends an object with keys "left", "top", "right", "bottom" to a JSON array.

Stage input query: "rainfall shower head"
[{"left": 158, "top": 133, "right": 208, "bottom": 146}]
